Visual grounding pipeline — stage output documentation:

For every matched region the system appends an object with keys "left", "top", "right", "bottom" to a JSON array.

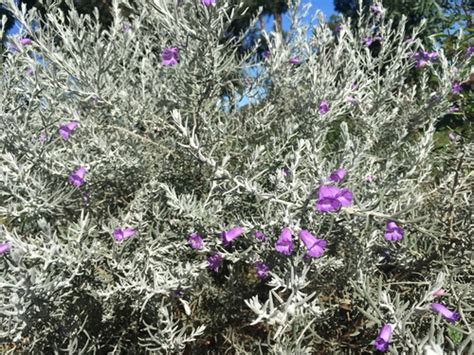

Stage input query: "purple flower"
[
  {"left": 363, "top": 36, "right": 383, "bottom": 47},
  {"left": 384, "top": 221, "right": 404, "bottom": 241},
  {"left": 329, "top": 168, "right": 347, "bottom": 183},
  {"left": 255, "top": 261, "right": 270, "bottom": 279},
  {"left": 334, "top": 25, "right": 342, "bottom": 33},
  {"left": 431, "top": 303, "right": 460, "bottom": 323},
  {"left": 201, "top": 0, "right": 216, "bottom": 6},
  {"left": 188, "top": 232, "right": 203, "bottom": 249},
  {"left": 275, "top": 227, "right": 294, "bottom": 255},
  {"left": 370, "top": 4, "right": 382, "bottom": 17},
  {"left": 374, "top": 324, "right": 393, "bottom": 352},
  {"left": 207, "top": 252, "right": 223, "bottom": 272},
  {"left": 122, "top": 23, "right": 131, "bottom": 33},
  {"left": 432, "top": 289, "right": 446, "bottom": 297},
  {"left": 59, "top": 120, "right": 79, "bottom": 140},
  {"left": 262, "top": 50, "right": 270, "bottom": 59},
  {"left": 451, "top": 82, "right": 462, "bottom": 95},
  {"left": 19, "top": 38, "right": 33, "bottom": 46},
  {"left": 173, "top": 289, "right": 184, "bottom": 298},
  {"left": 254, "top": 230, "right": 267, "bottom": 241},
  {"left": 426, "top": 51, "right": 439, "bottom": 61},
  {"left": 289, "top": 56, "right": 300, "bottom": 65},
  {"left": 316, "top": 185, "right": 353, "bottom": 213},
  {"left": 448, "top": 132, "right": 457, "bottom": 142},
  {"left": 38, "top": 132, "right": 47, "bottom": 143},
  {"left": 113, "top": 227, "right": 136, "bottom": 243},
  {"left": 448, "top": 106, "right": 459, "bottom": 113},
  {"left": 346, "top": 95, "right": 358, "bottom": 106},
  {"left": 318, "top": 100, "right": 329, "bottom": 115},
  {"left": 466, "top": 46, "right": 474, "bottom": 57},
  {"left": 298, "top": 230, "right": 326, "bottom": 258},
  {"left": 68, "top": 166, "right": 87, "bottom": 188},
  {"left": 26, "top": 67, "right": 34, "bottom": 76},
  {"left": 161, "top": 47, "right": 179, "bottom": 66},
  {"left": 0, "top": 242, "right": 11, "bottom": 256},
  {"left": 414, "top": 51, "right": 438, "bottom": 68},
  {"left": 221, "top": 226, "right": 244, "bottom": 246}
]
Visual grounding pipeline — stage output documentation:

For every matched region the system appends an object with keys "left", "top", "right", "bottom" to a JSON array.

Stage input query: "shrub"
[{"left": 0, "top": 0, "right": 472, "bottom": 353}]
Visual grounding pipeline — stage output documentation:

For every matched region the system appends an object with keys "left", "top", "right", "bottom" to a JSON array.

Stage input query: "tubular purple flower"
[
  {"left": 0, "top": 242, "right": 11, "bottom": 256},
  {"left": 68, "top": 166, "right": 87, "bottom": 188},
  {"left": 254, "top": 230, "right": 267, "bottom": 242},
  {"left": 448, "top": 132, "right": 457, "bottom": 142},
  {"left": 466, "top": 46, "right": 474, "bottom": 57},
  {"left": 113, "top": 227, "right": 136, "bottom": 243},
  {"left": 255, "top": 261, "right": 270, "bottom": 279},
  {"left": 329, "top": 168, "right": 347, "bottom": 183},
  {"left": 201, "top": 0, "right": 216, "bottom": 6},
  {"left": 59, "top": 120, "right": 79, "bottom": 140},
  {"left": 221, "top": 226, "right": 244, "bottom": 246},
  {"left": 188, "top": 232, "right": 203, "bottom": 249},
  {"left": 448, "top": 106, "right": 459, "bottom": 113},
  {"left": 316, "top": 185, "right": 353, "bottom": 213},
  {"left": 19, "top": 38, "right": 33, "bottom": 46},
  {"left": 318, "top": 100, "right": 329, "bottom": 115},
  {"left": 161, "top": 47, "right": 179, "bottom": 66},
  {"left": 374, "top": 324, "right": 393, "bottom": 352},
  {"left": 451, "top": 82, "right": 462, "bottom": 95},
  {"left": 289, "top": 56, "right": 300, "bottom": 65},
  {"left": 298, "top": 230, "right": 326, "bottom": 258},
  {"left": 275, "top": 227, "right": 294, "bottom": 255},
  {"left": 262, "top": 50, "right": 270, "bottom": 59},
  {"left": 384, "top": 221, "right": 404, "bottom": 241},
  {"left": 207, "top": 252, "right": 223, "bottom": 272},
  {"left": 431, "top": 303, "right": 460, "bottom": 323}
]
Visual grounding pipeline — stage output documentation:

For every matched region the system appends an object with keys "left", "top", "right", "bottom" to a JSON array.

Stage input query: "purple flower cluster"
[
  {"left": 316, "top": 185, "right": 353, "bottom": 213},
  {"left": 275, "top": 227, "right": 327, "bottom": 258},
  {"left": 414, "top": 51, "right": 438, "bottom": 68}
]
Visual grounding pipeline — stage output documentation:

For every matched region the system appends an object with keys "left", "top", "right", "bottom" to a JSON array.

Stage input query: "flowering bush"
[{"left": 0, "top": 0, "right": 472, "bottom": 353}]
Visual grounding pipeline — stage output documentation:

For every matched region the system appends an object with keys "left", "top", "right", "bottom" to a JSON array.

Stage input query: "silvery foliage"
[{"left": 0, "top": 0, "right": 472, "bottom": 352}]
